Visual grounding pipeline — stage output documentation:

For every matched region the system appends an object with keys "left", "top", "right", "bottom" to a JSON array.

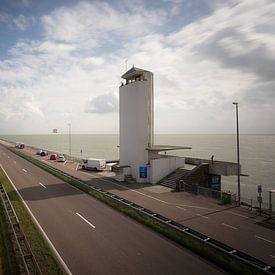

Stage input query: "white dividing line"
[
  {"left": 7, "top": 156, "right": 10, "bottom": 159},
  {"left": 22, "top": 169, "right": 27, "bottom": 173},
  {"left": 13, "top": 161, "right": 16, "bottom": 164},
  {"left": 176, "top": 206, "right": 186, "bottom": 211},
  {"left": 39, "top": 182, "right": 47, "bottom": 189},
  {"left": 196, "top": 213, "right": 209, "bottom": 219},
  {"left": 270, "top": 255, "right": 275, "bottom": 258},
  {"left": 76, "top": 212, "right": 96, "bottom": 229},
  {"left": 0, "top": 164, "right": 72, "bottom": 275},
  {"left": 82, "top": 172, "right": 170, "bottom": 205},
  {"left": 255, "top": 235, "right": 275, "bottom": 245},
  {"left": 226, "top": 211, "right": 248, "bottom": 219},
  {"left": 222, "top": 223, "right": 237, "bottom": 230}
]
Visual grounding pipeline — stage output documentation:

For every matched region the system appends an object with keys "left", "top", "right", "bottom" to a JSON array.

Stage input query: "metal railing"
[{"left": 0, "top": 181, "right": 41, "bottom": 275}]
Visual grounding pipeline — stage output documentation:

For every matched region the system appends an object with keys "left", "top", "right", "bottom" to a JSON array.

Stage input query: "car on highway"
[
  {"left": 57, "top": 155, "right": 66, "bottom": 162},
  {"left": 50, "top": 154, "right": 58, "bottom": 160},
  {"left": 40, "top": 150, "right": 48, "bottom": 157},
  {"left": 15, "top": 142, "right": 25, "bottom": 149}
]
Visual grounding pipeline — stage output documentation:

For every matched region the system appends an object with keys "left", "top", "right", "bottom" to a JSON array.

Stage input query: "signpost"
[{"left": 257, "top": 185, "right": 262, "bottom": 215}]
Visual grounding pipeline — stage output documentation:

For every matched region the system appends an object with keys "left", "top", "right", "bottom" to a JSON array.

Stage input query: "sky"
[{"left": 0, "top": 0, "right": 275, "bottom": 134}]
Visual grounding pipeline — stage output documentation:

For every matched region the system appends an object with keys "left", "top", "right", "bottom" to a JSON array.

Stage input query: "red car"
[{"left": 50, "top": 154, "right": 58, "bottom": 160}]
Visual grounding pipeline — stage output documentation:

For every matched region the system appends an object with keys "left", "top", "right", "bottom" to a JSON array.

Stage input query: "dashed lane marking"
[
  {"left": 13, "top": 161, "right": 16, "bottom": 164},
  {"left": 7, "top": 156, "right": 10, "bottom": 159},
  {"left": 76, "top": 213, "right": 96, "bottom": 229},
  {"left": 176, "top": 206, "right": 186, "bottom": 211},
  {"left": 196, "top": 213, "right": 209, "bottom": 219},
  {"left": 255, "top": 235, "right": 275, "bottom": 245},
  {"left": 222, "top": 223, "right": 237, "bottom": 230},
  {"left": 270, "top": 255, "right": 275, "bottom": 258},
  {"left": 22, "top": 169, "right": 27, "bottom": 173},
  {"left": 39, "top": 182, "right": 47, "bottom": 189}
]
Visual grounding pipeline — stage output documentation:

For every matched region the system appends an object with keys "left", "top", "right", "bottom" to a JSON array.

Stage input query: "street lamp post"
[
  {"left": 68, "top": 123, "right": 71, "bottom": 160},
  {"left": 233, "top": 102, "right": 241, "bottom": 206}
]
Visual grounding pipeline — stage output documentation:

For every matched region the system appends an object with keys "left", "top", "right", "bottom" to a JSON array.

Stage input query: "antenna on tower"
[{"left": 125, "top": 59, "right": 128, "bottom": 71}]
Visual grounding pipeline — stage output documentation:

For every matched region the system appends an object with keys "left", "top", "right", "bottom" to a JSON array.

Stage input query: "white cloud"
[
  {"left": 0, "top": 13, "right": 34, "bottom": 31},
  {"left": 0, "top": 0, "right": 275, "bottom": 134}
]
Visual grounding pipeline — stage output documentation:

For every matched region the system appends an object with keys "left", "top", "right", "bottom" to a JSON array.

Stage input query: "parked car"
[
  {"left": 15, "top": 142, "right": 25, "bottom": 149},
  {"left": 40, "top": 150, "right": 48, "bottom": 156},
  {"left": 36, "top": 149, "right": 43, "bottom": 155},
  {"left": 57, "top": 155, "right": 66, "bottom": 162},
  {"left": 50, "top": 154, "right": 58, "bottom": 160},
  {"left": 81, "top": 158, "right": 106, "bottom": 171}
]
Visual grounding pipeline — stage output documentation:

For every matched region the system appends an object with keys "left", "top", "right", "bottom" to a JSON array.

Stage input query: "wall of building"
[
  {"left": 119, "top": 74, "right": 153, "bottom": 181},
  {"left": 150, "top": 156, "right": 185, "bottom": 184}
]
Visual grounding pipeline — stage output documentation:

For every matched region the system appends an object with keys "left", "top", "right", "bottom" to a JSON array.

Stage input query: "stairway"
[{"left": 124, "top": 174, "right": 136, "bottom": 184}]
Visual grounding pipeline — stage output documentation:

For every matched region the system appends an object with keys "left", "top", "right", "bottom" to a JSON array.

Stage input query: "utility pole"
[
  {"left": 233, "top": 102, "right": 241, "bottom": 206},
  {"left": 68, "top": 123, "right": 71, "bottom": 160}
]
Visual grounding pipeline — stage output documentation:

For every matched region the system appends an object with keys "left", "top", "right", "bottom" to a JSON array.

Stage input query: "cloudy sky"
[{"left": 0, "top": 0, "right": 274, "bottom": 134}]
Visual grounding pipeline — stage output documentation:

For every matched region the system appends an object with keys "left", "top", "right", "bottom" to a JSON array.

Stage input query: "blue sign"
[
  {"left": 258, "top": 185, "right": 262, "bottom": 193},
  {"left": 210, "top": 174, "right": 221, "bottom": 190},
  {"left": 139, "top": 166, "right": 147, "bottom": 178}
]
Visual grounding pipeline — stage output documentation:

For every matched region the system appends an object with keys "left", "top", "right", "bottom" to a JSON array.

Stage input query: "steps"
[
  {"left": 158, "top": 164, "right": 209, "bottom": 190},
  {"left": 124, "top": 174, "right": 136, "bottom": 184}
]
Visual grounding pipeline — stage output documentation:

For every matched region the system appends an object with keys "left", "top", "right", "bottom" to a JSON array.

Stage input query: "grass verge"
[
  {"left": 0, "top": 167, "right": 66, "bottom": 275},
  {"left": 8, "top": 147, "right": 268, "bottom": 275},
  {"left": 0, "top": 193, "right": 20, "bottom": 275}
]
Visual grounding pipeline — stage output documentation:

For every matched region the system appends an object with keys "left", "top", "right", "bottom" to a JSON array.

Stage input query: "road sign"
[
  {"left": 139, "top": 166, "right": 147, "bottom": 178},
  {"left": 258, "top": 185, "right": 262, "bottom": 193}
]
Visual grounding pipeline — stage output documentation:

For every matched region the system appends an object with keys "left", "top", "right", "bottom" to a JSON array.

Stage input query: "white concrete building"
[{"left": 117, "top": 67, "right": 190, "bottom": 183}]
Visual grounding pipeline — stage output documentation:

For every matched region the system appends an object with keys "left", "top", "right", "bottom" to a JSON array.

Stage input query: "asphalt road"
[
  {"left": 8, "top": 141, "right": 274, "bottom": 266},
  {"left": 0, "top": 145, "right": 223, "bottom": 275}
]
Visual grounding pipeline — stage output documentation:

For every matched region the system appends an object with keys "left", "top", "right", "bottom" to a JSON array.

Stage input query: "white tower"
[{"left": 119, "top": 67, "right": 154, "bottom": 182}]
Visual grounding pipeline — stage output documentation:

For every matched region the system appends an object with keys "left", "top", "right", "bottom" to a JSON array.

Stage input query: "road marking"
[
  {"left": 13, "top": 161, "right": 16, "bottom": 164},
  {"left": 176, "top": 206, "right": 186, "bottom": 211},
  {"left": 76, "top": 213, "right": 96, "bottom": 229},
  {"left": 0, "top": 165, "right": 72, "bottom": 275},
  {"left": 255, "top": 235, "right": 275, "bottom": 245},
  {"left": 82, "top": 173, "right": 170, "bottom": 205},
  {"left": 42, "top": 160, "right": 51, "bottom": 164},
  {"left": 226, "top": 211, "right": 248, "bottom": 219},
  {"left": 270, "top": 255, "right": 275, "bottom": 258},
  {"left": 222, "top": 223, "right": 237, "bottom": 230},
  {"left": 196, "top": 213, "right": 209, "bottom": 219},
  {"left": 22, "top": 169, "right": 27, "bottom": 173},
  {"left": 7, "top": 156, "right": 10, "bottom": 159},
  {"left": 39, "top": 182, "right": 47, "bottom": 189}
]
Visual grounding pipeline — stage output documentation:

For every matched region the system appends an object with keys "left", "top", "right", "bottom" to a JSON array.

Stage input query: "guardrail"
[
  {"left": 0, "top": 180, "right": 41, "bottom": 275},
  {"left": 6, "top": 146, "right": 275, "bottom": 274},
  {"left": 42, "top": 167, "right": 274, "bottom": 273}
]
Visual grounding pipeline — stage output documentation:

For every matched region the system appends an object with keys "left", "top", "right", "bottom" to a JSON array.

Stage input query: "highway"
[
  {"left": 0, "top": 145, "right": 223, "bottom": 275},
  {"left": 5, "top": 140, "right": 274, "bottom": 266}
]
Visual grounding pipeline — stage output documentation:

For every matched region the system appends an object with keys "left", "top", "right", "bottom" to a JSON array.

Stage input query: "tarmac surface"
[{"left": 0, "top": 144, "right": 224, "bottom": 275}]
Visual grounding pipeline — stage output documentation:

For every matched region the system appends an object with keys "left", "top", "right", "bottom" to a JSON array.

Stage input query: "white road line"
[
  {"left": 196, "top": 213, "right": 209, "bottom": 219},
  {"left": 226, "top": 211, "right": 248, "bottom": 219},
  {"left": 7, "top": 156, "right": 10, "bottom": 159},
  {"left": 13, "top": 161, "right": 16, "bottom": 164},
  {"left": 39, "top": 182, "right": 47, "bottom": 189},
  {"left": 255, "top": 235, "right": 275, "bottom": 245},
  {"left": 176, "top": 206, "right": 186, "bottom": 211},
  {"left": 0, "top": 164, "right": 72, "bottom": 275},
  {"left": 22, "top": 169, "right": 27, "bottom": 173},
  {"left": 222, "top": 223, "right": 237, "bottom": 230},
  {"left": 83, "top": 173, "right": 170, "bottom": 205},
  {"left": 270, "top": 255, "right": 275, "bottom": 258},
  {"left": 76, "top": 213, "right": 96, "bottom": 229}
]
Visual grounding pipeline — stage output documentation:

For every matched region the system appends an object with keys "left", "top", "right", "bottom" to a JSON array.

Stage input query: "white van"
[{"left": 81, "top": 158, "right": 106, "bottom": 171}]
